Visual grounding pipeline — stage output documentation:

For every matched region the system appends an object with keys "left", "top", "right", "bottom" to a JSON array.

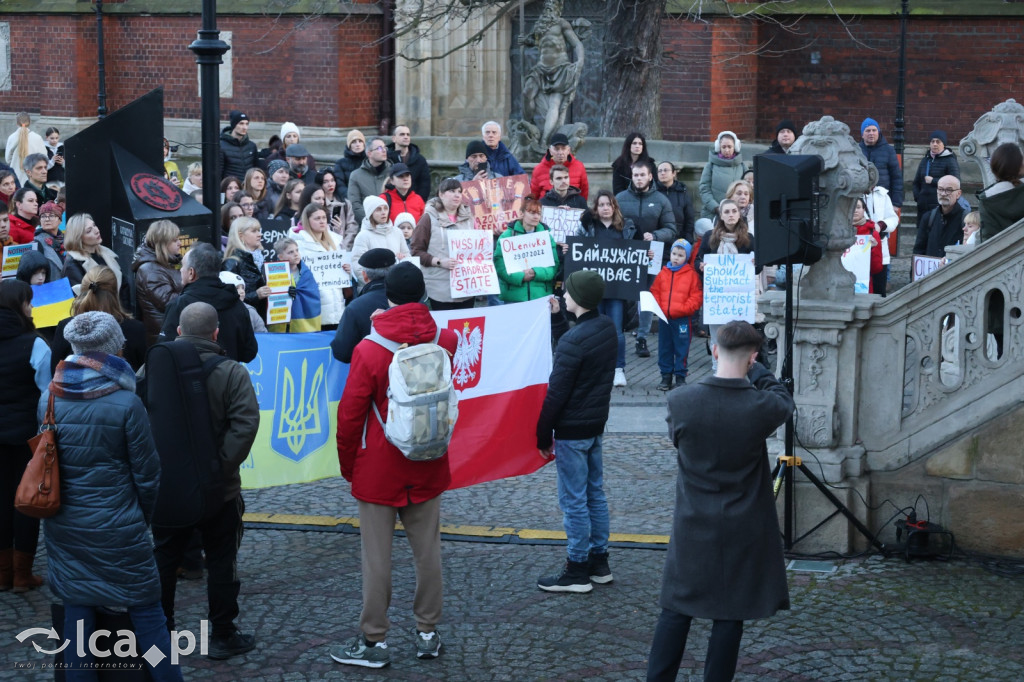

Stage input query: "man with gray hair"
[
  {"left": 23, "top": 153, "right": 55, "bottom": 203},
  {"left": 160, "top": 243, "right": 258, "bottom": 362},
  {"left": 151, "top": 301, "right": 261, "bottom": 661},
  {"left": 331, "top": 248, "right": 396, "bottom": 363},
  {"left": 481, "top": 120, "right": 526, "bottom": 177}
]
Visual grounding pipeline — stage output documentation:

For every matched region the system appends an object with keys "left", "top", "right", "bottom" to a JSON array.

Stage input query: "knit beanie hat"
[
  {"left": 267, "top": 160, "right": 289, "bottom": 178},
  {"left": 394, "top": 212, "right": 417, "bottom": 229},
  {"left": 671, "top": 238, "right": 693, "bottom": 262},
  {"left": 229, "top": 110, "right": 249, "bottom": 131},
  {"left": 280, "top": 122, "right": 300, "bottom": 141},
  {"left": 694, "top": 218, "right": 714, "bottom": 237},
  {"left": 63, "top": 311, "right": 124, "bottom": 356},
  {"left": 776, "top": 119, "right": 797, "bottom": 135},
  {"left": 466, "top": 140, "right": 489, "bottom": 158},
  {"left": 930, "top": 130, "right": 948, "bottom": 146},
  {"left": 346, "top": 129, "right": 365, "bottom": 147},
  {"left": 565, "top": 270, "right": 605, "bottom": 310},
  {"left": 861, "top": 118, "right": 879, "bottom": 135},
  {"left": 385, "top": 261, "right": 425, "bottom": 306},
  {"left": 363, "top": 195, "right": 389, "bottom": 221},
  {"left": 219, "top": 271, "right": 244, "bottom": 288}
]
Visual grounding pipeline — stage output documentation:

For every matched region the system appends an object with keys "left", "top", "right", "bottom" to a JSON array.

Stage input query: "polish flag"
[{"left": 431, "top": 298, "right": 553, "bottom": 489}]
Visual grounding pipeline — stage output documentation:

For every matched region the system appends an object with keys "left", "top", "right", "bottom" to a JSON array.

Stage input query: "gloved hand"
[{"left": 288, "top": 286, "right": 297, "bottom": 299}]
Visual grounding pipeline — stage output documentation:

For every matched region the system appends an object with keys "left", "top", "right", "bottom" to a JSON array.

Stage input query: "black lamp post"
[
  {"left": 188, "top": 0, "right": 230, "bottom": 247},
  {"left": 893, "top": 0, "right": 909, "bottom": 160},
  {"left": 95, "top": 0, "right": 108, "bottom": 118}
]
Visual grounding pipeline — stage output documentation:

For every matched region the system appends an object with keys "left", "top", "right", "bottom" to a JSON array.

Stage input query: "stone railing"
[{"left": 857, "top": 216, "right": 1024, "bottom": 472}]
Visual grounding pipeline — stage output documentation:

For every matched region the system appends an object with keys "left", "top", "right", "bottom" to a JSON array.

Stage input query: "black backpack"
[{"left": 143, "top": 341, "right": 228, "bottom": 528}]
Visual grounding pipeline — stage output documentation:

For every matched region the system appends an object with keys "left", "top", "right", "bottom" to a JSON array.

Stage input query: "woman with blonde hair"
[
  {"left": 132, "top": 220, "right": 183, "bottom": 345},
  {"left": 294, "top": 203, "right": 346, "bottom": 328},
  {"left": 50, "top": 266, "right": 147, "bottom": 372},
  {"left": 223, "top": 216, "right": 271, "bottom": 318},
  {"left": 5, "top": 113, "right": 47, "bottom": 185},
  {"left": 724, "top": 179, "right": 755, "bottom": 232},
  {"left": 62, "top": 213, "right": 127, "bottom": 298},
  {"left": 181, "top": 162, "right": 203, "bottom": 195}
]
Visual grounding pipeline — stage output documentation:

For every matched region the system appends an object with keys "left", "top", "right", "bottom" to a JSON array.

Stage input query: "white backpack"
[{"left": 364, "top": 328, "right": 459, "bottom": 461}]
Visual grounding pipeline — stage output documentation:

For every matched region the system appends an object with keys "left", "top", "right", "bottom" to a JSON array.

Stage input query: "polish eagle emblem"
[{"left": 448, "top": 317, "right": 485, "bottom": 390}]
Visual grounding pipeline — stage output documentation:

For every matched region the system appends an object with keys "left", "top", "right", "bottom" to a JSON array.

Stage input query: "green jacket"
[{"left": 494, "top": 221, "right": 559, "bottom": 303}]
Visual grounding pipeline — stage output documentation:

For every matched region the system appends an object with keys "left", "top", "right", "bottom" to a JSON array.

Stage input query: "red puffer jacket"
[{"left": 336, "top": 303, "right": 458, "bottom": 506}]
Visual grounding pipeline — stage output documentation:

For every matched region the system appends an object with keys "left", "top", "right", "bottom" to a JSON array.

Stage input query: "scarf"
[
  {"left": 717, "top": 233, "right": 739, "bottom": 255},
  {"left": 50, "top": 352, "right": 136, "bottom": 400}
]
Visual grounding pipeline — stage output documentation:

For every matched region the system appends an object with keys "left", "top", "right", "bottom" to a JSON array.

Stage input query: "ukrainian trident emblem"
[{"left": 272, "top": 348, "right": 330, "bottom": 461}]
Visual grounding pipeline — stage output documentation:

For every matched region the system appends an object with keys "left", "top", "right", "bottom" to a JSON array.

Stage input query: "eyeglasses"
[
  {"left": 40, "top": 214, "right": 60, "bottom": 220},
  {"left": 936, "top": 187, "right": 960, "bottom": 195}
]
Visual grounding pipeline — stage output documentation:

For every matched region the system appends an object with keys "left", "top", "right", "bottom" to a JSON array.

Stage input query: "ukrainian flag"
[{"left": 31, "top": 278, "right": 74, "bottom": 328}]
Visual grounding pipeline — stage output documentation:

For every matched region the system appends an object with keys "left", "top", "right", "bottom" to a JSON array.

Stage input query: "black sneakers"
[
  {"left": 207, "top": 632, "right": 256, "bottom": 660},
  {"left": 588, "top": 551, "right": 613, "bottom": 584},
  {"left": 635, "top": 338, "right": 651, "bottom": 357},
  {"left": 658, "top": 374, "right": 672, "bottom": 391},
  {"left": 537, "top": 560, "right": 593, "bottom": 593}
]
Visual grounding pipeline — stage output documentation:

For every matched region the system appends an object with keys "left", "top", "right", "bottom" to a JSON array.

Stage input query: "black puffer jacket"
[
  {"left": 913, "top": 149, "right": 961, "bottom": 216},
  {"left": 388, "top": 142, "right": 432, "bottom": 201},
  {"left": 540, "top": 187, "right": 588, "bottom": 210},
  {"left": 535, "top": 310, "right": 617, "bottom": 448},
  {"left": 222, "top": 249, "right": 267, "bottom": 317},
  {"left": 333, "top": 147, "right": 366, "bottom": 197},
  {"left": 219, "top": 128, "right": 258, "bottom": 182},
  {"left": 160, "top": 276, "right": 259, "bottom": 363},
  {"left": 658, "top": 180, "right": 696, "bottom": 243}
]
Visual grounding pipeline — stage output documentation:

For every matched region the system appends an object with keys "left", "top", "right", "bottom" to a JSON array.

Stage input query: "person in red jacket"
[
  {"left": 650, "top": 239, "right": 703, "bottom": 390},
  {"left": 530, "top": 132, "right": 589, "bottom": 200},
  {"left": 381, "top": 162, "right": 425, "bottom": 224},
  {"left": 333, "top": 262, "right": 457, "bottom": 669},
  {"left": 852, "top": 198, "right": 883, "bottom": 293}
]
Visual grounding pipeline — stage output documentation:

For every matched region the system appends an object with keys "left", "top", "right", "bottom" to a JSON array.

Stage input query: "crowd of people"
[{"left": 2, "top": 107, "right": 1023, "bottom": 680}]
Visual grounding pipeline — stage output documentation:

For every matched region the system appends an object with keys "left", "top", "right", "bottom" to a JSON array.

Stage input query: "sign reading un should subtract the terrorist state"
[
  {"left": 702, "top": 253, "right": 756, "bottom": 324},
  {"left": 563, "top": 237, "right": 651, "bottom": 300}
]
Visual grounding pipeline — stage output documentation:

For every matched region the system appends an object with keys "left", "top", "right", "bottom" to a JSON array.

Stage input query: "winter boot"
[
  {"left": 635, "top": 338, "right": 651, "bottom": 358},
  {"left": 588, "top": 550, "right": 613, "bottom": 584},
  {"left": 537, "top": 559, "right": 592, "bottom": 593},
  {"left": 12, "top": 550, "right": 43, "bottom": 592},
  {"left": 0, "top": 548, "right": 12, "bottom": 591},
  {"left": 674, "top": 375, "right": 686, "bottom": 386},
  {"left": 657, "top": 374, "right": 672, "bottom": 391}
]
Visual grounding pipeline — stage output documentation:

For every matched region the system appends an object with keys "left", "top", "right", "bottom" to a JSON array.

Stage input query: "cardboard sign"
[
  {"left": 702, "top": 253, "right": 756, "bottom": 324},
  {"left": 563, "top": 237, "right": 651, "bottom": 300},
  {"left": 460, "top": 174, "right": 530, "bottom": 233},
  {"left": 841, "top": 235, "right": 872, "bottom": 293},
  {"left": 541, "top": 206, "right": 583, "bottom": 244},
  {"left": 448, "top": 229, "right": 499, "bottom": 297},
  {"left": 1, "top": 243, "right": 34, "bottom": 278},
  {"left": 266, "top": 292, "right": 293, "bottom": 325},
  {"left": 304, "top": 250, "right": 352, "bottom": 290},
  {"left": 498, "top": 232, "right": 555, "bottom": 274},
  {"left": 912, "top": 254, "right": 944, "bottom": 281}
]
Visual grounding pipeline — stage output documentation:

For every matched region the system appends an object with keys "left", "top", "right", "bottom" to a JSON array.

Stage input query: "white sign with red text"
[
  {"left": 448, "top": 229, "right": 499, "bottom": 297},
  {"left": 498, "top": 232, "right": 555, "bottom": 274}
]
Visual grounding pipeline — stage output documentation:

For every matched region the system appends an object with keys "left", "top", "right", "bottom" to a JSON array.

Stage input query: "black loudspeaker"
[{"left": 753, "top": 154, "right": 825, "bottom": 267}]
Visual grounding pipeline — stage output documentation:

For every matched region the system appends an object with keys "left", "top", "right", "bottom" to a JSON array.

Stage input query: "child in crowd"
[
  {"left": 220, "top": 270, "right": 267, "bottom": 333},
  {"left": 650, "top": 239, "right": 703, "bottom": 390},
  {"left": 269, "top": 237, "right": 322, "bottom": 332},
  {"left": 395, "top": 211, "right": 417, "bottom": 248}
]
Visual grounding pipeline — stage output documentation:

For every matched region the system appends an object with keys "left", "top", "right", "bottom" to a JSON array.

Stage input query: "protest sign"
[
  {"left": 2, "top": 243, "right": 35, "bottom": 278},
  {"left": 647, "top": 241, "right": 665, "bottom": 276},
  {"left": 304, "top": 250, "right": 352, "bottom": 289},
  {"left": 266, "top": 293, "right": 293, "bottom": 326},
  {"left": 563, "top": 237, "right": 651, "bottom": 300},
  {"left": 841, "top": 235, "right": 872, "bottom": 293},
  {"left": 912, "top": 255, "right": 944, "bottom": 281},
  {"left": 460, "top": 174, "right": 530, "bottom": 233},
  {"left": 448, "top": 229, "right": 499, "bottom": 296},
  {"left": 264, "top": 261, "right": 291, "bottom": 292},
  {"left": 702, "top": 253, "right": 756, "bottom": 324},
  {"left": 498, "top": 232, "right": 555, "bottom": 274},
  {"left": 541, "top": 206, "right": 583, "bottom": 244},
  {"left": 258, "top": 217, "right": 294, "bottom": 262}
]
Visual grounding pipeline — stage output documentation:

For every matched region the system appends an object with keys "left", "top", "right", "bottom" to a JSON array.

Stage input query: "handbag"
[{"left": 15, "top": 392, "right": 60, "bottom": 518}]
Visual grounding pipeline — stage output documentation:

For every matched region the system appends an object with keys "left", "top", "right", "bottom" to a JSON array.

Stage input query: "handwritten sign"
[
  {"left": 264, "top": 261, "right": 291, "bottom": 292},
  {"left": 304, "top": 250, "right": 353, "bottom": 290},
  {"left": 912, "top": 254, "right": 944, "bottom": 281},
  {"left": 647, "top": 241, "right": 665, "bottom": 276},
  {"left": 1, "top": 243, "right": 34, "bottom": 278},
  {"left": 460, "top": 174, "right": 530, "bottom": 233},
  {"left": 563, "top": 237, "right": 650, "bottom": 300},
  {"left": 259, "top": 217, "right": 294, "bottom": 263},
  {"left": 266, "top": 292, "right": 293, "bottom": 325},
  {"left": 448, "top": 229, "right": 499, "bottom": 297},
  {"left": 541, "top": 207, "right": 583, "bottom": 244},
  {"left": 498, "top": 232, "right": 555, "bottom": 274},
  {"left": 841, "top": 235, "right": 871, "bottom": 293},
  {"left": 702, "top": 253, "right": 756, "bottom": 324}
]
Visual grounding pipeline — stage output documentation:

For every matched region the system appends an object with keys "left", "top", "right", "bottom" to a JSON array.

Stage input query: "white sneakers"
[{"left": 613, "top": 368, "right": 627, "bottom": 387}]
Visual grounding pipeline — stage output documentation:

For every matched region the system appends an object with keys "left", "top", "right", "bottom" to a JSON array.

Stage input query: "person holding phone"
[
  {"left": 457, "top": 141, "right": 502, "bottom": 182},
  {"left": 44, "top": 127, "right": 65, "bottom": 186}
]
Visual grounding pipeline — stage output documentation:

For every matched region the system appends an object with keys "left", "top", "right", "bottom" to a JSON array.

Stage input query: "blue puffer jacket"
[{"left": 42, "top": 389, "right": 162, "bottom": 607}]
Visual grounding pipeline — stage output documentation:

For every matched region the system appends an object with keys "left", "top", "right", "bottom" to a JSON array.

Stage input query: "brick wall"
[
  {"left": 660, "top": 20, "right": 713, "bottom": 142},
  {"left": 0, "top": 12, "right": 383, "bottom": 129}
]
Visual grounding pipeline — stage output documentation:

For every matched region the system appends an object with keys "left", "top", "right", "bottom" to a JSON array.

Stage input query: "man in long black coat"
[
  {"left": 330, "top": 249, "right": 395, "bottom": 363},
  {"left": 648, "top": 320, "right": 794, "bottom": 682}
]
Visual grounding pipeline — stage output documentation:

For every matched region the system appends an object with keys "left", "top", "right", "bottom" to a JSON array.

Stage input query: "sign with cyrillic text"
[
  {"left": 563, "top": 237, "right": 650, "bottom": 300},
  {"left": 702, "top": 253, "right": 756, "bottom": 324}
]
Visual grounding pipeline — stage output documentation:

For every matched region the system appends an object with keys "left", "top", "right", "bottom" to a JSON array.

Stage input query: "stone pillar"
[
  {"left": 394, "top": 0, "right": 511, "bottom": 137},
  {"left": 761, "top": 116, "right": 877, "bottom": 553},
  {"left": 959, "top": 98, "right": 1024, "bottom": 188}
]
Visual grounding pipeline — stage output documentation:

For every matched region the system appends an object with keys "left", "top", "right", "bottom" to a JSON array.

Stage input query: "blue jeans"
[
  {"left": 598, "top": 299, "right": 625, "bottom": 369},
  {"left": 487, "top": 294, "right": 505, "bottom": 306},
  {"left": 636, "top": 310, "right": 654, "bottom": 340},
  {"left": 63, "top": 602, "right": 184, "bottom": 682},
  {"left": 658, "top": 315, "right": 692, "bottom": 378},
  {"left": 554, "top": 436, "right": 610, "bottom": 563}
]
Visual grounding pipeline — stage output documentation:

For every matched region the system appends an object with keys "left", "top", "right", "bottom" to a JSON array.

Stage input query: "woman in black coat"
[
  {"left": 610, "top": 132, "right": 652, "bottom": 195},
  {"left": 656, "top": 161, "right": 695, "bottom": 243},
  {"left": 649, "top": 321, "right": 794, "bottom": 682}
]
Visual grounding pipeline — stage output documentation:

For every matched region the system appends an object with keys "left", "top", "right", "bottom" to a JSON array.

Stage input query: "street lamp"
[
  {"left": 893, "top": 0, "right": 908, "bottom": 160},
  {"left": 95, "top": 0, "right": 108, "bottom": 118}
]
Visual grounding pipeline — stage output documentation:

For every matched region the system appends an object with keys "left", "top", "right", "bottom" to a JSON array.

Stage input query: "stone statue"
[
  {"left": 510, "top": 0, "right": 590, "bottom": 161},
  {"left": 788, "top": 116, "right": 877, "bottom": 301},
  {"left": 959, "top": 98, "right": 1024, "bottom": 189}
]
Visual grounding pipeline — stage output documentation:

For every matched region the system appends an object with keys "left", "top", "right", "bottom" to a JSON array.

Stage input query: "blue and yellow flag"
[
  {"left": 31, "top": 278, "right": 74, "bottom": 328},
  {"left": 241, "top": 331, "right": 347, "bottom": 488}
]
